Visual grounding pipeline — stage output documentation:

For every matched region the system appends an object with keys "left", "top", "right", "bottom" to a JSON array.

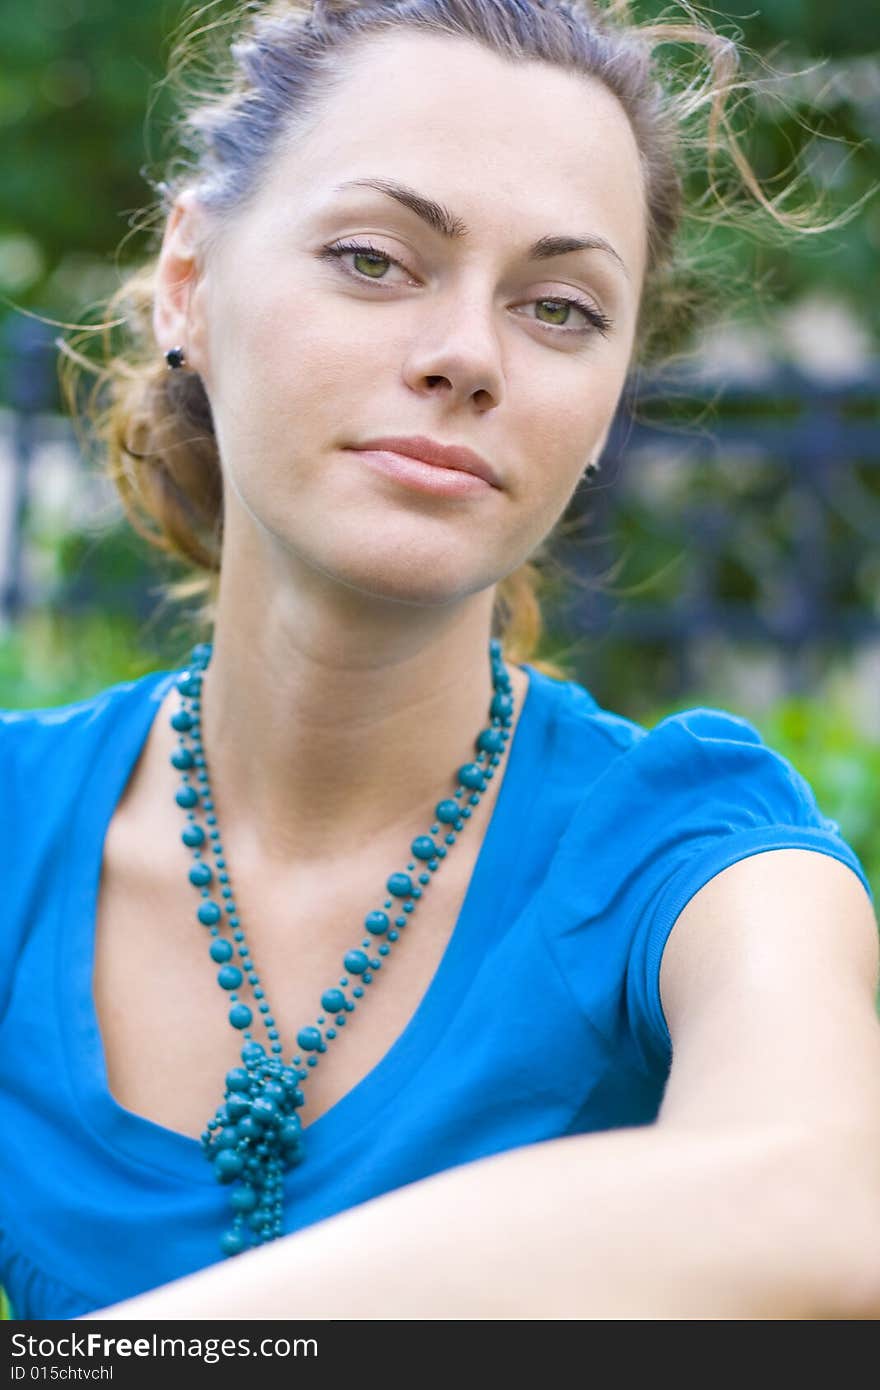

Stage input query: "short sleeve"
[{"left": 540, "top": 705, "right": 875, "bottom": 1078}]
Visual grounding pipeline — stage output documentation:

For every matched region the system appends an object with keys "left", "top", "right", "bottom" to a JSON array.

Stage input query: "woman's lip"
[{"left": 346, "top": 448, "right": 494, "bottom": 497}]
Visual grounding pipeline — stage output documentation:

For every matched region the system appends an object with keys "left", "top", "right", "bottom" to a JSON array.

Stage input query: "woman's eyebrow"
[{"left": 331, "top": 176, "right": 630, "bottom": 282}]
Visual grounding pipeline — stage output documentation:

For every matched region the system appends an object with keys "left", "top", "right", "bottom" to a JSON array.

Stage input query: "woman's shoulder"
[
  {"left": 0, "top": 666, "right": 176, "bottom": 772},
  {"left": 0, "top": 665, "right": 172, "bottom": 727},
  {"left": 533, "top": 666, "right": 875, "bottom": 947},
  {"left": 529, "top": 663, "right": 813, "bottom": 811}
]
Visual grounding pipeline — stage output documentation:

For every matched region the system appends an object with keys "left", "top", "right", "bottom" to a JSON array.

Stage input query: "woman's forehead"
[{"left": 250, "top": 34, "right": 647, "bottom": 276}]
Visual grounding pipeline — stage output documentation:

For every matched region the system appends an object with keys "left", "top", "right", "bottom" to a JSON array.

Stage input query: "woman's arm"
[{"left": 82, "top": 848, "right": 880, "bottom": 1321}]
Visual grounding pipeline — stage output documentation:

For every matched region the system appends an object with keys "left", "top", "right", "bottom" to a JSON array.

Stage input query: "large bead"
[
  {"left": 285, "top": 1138, "right": 306, "bottom": 1166},
  {"left": 214, "top": 1149, "right": 244, "bottom": 1182},
  {"left": 365, "top": 911, "right": 389, "bottom": 935},
  {"left": 220, "top": 1229, "right": 246, "bottom": 1256},
  {"left": 211, "top": 939, "right": 234, "bottom": 963},
  {"left": 230, "top": 1186, "right": 258, "bottom": 1213},
  {"left": 279, "top": 1116, "right": 302, "bottom": 1144},
  {"left": 476, "top": 728, "right": 506, "bottom": 754},
  {"left": 229, "top": 1004, "right": 252, "bottom": 1029},
  {"left": 458, "top": 763, "right": 486, "bottom": 790},
  {"left": 226, "top": 1094, "right": 251, "bottom": 1121},
  {"left": 321, "top": 988, "right": 346, "bottom": 1013},
  {"left": 297, "top": 1026, "right": 323, "bottom": 1052},
  {"left": 386, "top": 872, "right": 413, "bottom": 897},
  {"left": 217, "top": 965, "right": 243, "bottom": 990},
  {"left": 410, "top": 836, "right": 437, "bottom": 860},
  {"left": 198, "top": 901, "right": 222, "bottom": 926},
  {"left": 343, "top": 950, "right": 369, "bottom": 975},
  {"left": 225, "top": 1067, "right": 251, "bottom": 1092},
  {"left": 251, "top": 1097, "right": 279, "bottom": 1125}
]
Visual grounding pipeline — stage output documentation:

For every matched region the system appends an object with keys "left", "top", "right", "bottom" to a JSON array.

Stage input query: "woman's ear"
[{"left": 152, "top": 189, "right": 210, "bottom": 379}]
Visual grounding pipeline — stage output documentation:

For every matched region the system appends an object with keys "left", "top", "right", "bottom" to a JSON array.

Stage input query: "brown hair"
[{"left": 58, "top": 0, "right": 851, "bottom": 681}]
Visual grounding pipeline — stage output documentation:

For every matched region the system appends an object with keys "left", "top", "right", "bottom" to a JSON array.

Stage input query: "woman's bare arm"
[{"left": 82, "top": 848, "right": 880, "bottom": 1321}]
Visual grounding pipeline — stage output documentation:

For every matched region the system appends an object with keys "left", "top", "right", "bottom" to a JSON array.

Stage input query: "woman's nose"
[{"left": 401, "top": 286, "right": 505, "bottom": 407}]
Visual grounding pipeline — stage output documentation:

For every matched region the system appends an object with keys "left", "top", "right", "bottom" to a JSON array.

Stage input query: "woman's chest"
[{"left": 92, "top": 814, "right": 483, "bottom": 1143}]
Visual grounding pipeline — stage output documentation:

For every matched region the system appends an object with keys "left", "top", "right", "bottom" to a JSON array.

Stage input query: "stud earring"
[{"left": 165, "top": 346, "right": 186, "bottom": 370}]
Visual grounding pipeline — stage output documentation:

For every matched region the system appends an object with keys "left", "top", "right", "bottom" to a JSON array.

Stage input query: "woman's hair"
[{"left": 58, "top": 0, "right": 847, "bottom": 681}]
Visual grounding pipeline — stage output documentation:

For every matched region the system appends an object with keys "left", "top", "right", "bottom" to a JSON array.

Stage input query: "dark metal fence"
[{"left": 549, "top": 362, "right": 880, "bottom": 697}]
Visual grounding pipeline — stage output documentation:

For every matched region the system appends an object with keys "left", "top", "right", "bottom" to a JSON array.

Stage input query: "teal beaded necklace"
[{"left": 169, "top": 637, "right": 516, "bottom": 1257}]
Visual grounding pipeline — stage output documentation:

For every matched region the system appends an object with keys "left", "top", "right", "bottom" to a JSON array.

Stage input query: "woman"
[{"left": 2, "top": 0, "right": 879, "bottom": 1320}]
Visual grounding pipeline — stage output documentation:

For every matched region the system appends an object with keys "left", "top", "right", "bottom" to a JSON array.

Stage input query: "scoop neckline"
[{"left": 59, "top": 659, "right": 548, "bottom": 1185}]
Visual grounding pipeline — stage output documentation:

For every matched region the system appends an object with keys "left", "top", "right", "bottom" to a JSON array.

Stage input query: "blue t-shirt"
[{"left": 0, "top": 661, "right": 873, "bottom": 1320}]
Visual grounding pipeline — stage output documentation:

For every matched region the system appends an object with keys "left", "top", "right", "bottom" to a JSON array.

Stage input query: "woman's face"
[{"left": 163, "top": 31, "right": 647, "bottom": 608}]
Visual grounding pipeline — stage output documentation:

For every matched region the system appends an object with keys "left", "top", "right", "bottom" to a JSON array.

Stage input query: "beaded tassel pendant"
[{"left": 171, "top": 639, "right": 515, "bottom": 1256}]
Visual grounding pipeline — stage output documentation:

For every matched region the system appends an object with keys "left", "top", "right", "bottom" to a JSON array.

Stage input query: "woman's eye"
[
  {"left": 528, "top": 297, "right": 613, "bottom": 338},
  {"left": 320, "top": 240, "right": 411, "bottom": 283},
  {"left": 319, "top": 240, "right": 613, "bottom": 338}
]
